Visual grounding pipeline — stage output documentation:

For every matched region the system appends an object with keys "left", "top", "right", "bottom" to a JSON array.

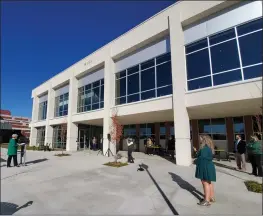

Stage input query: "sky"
[{"left": 1, "top": 0, "right": 175, "bottom": 118}]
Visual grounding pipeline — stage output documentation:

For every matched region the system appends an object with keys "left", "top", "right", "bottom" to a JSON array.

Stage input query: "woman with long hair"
[{"left": 195, "top": 135, "right": 216, "bottom": 206}]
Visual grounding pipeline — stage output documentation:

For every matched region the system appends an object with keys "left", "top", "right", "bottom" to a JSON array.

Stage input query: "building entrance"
[{"left": 77, "top": 124, "right": 103, "bottom": 151}]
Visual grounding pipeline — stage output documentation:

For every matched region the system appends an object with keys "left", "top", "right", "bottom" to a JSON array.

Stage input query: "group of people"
[
  {"left": 6, "top": 134, "right": 28, "bottom": 168},
  {"left": 234, "top": 134, "right": 262, "bottom": 177},
  {"left": 195, "top": 133, "right": 262, "bottom": 207}
]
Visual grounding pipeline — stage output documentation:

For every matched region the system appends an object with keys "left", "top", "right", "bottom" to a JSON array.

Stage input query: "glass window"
[
  {"left": 54, "top": 92, "right": 69, "bottom": 117},
  {"left": 127, "top": 65, "right": 139, "bottom": 75},
  {"left": 100, "top": 85, "right": 104, "bottom": 102},
  {"left": 210, "top": 40, "right": 240, "bottom": 73},
  {"left": 160, "top": 123, "right": 166, "bottom": 135},
  {"left": 116, "top": 97, "right": 126, "bottom": 105},
  {"left": 127, "top": 94, "right": 139, "bottom": 103},
  {"left": 101, "top": 79, "right": 104, "bottom": 85},
  {"left": 209, "top": 28, "right": 235, "bottom": 45},
  {"left": 141, "top": 59, "right": 154, "bottom": 70},
  {"left": 116, "top": 77, "right": 126, "bottom": 97},
  {"left": 199, "top": 119, "right": 211, "bottom": 134},
  {"left": 85, "top": 84, "right": 91, "bottom": 91},
  {"left": 186, "top": 49, "right": 210, "bottom": 79},
  {"left": 93, "top": 80, "right": 100, "bottom": 88},
  {"left": 141, "top": 67, "right": 155, "bottom": 91},
  {"left": 36, "top": 127, "right": 45, "bottom": 147},
  {"left": 123, "top": 125, "right": 136, "bottom": 137},
  {"left": 92, "top": 87, "right": 100, "bottom": 104},
  {"left": 188, "top": 76, "right": 212, "bottom": 91},
  {"left": 141, "top": 90, "right": 155, "bottom": 100},
  {"left": 239, "top": 30, "right": 262, "bottom": 67},
  {"left": 156, "top": 53, "right": 171, "bottom": 64},
  {"left": 213, "top": 69, "right": 242, "bottom": 86},
  {"left": 233, "top": 117, "right": 245, "bottom": 134},
  {"left": 243, "top": 64, "right": 263, "bottom": 80},
  {"left": 52, "top": 125, "right": 67, "bottom": 149},
  {"left": 84, "top": 105, "right": 91, "bottom": 112},
  {"left": 186, "top": 38, "right": 208, "bottom": 54},
  {"left": 100, "top": 102, "right": 104, "bottom": 109},
  {"left": 140, "top": 123, "right": 155, "bottom": 137},
  {"left": 116, "top": 70, "right": 126, "bottom": 79},
  {"left": 92, "top": 103, "right": 100, "bottom": 110},
  {"left": 237, "top": 18, "right": 263, "bottom": 36},
  {"left": 157, "top": 85, "right": 172, "bottom": 97},
  {"left": 213, "top": 134, "right": 226, "bottom": 140},
  {"left": 38, "top": 100, "right": 47, "bottom": 120},
  {"left": 127, "top": 73, "right": 139, "bottom": 95},
  {"left": 156, "top": 62, "right": 172, "bottom": 87},
  {"left": 211, "top": 118, "right": 226, "bottom": 134}
]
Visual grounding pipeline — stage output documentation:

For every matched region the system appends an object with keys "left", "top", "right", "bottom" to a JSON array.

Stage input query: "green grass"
[
  {"left": 244, "top": 181, "right": 262, "bottom": 193},
  {"left": 104, "top": 162, "right": 128, "bottom": 168}
]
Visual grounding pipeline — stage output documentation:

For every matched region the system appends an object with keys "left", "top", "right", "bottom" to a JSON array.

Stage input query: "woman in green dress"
[
  {"left": 7, "top": 134, "right": 19, "bottom": 167},
  {"left": 195, "top": 135, "right": 216, "bottom": 206}
]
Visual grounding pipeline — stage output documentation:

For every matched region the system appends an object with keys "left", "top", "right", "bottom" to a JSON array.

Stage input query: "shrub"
[
  {"left": 104, "top": 162, "right": 128, "bottom": 168},
  {"left": 244, "top": 181, "right": 262, "bottom": 193}
]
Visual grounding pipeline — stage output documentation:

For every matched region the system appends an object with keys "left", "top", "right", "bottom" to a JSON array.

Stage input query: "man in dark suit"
[{"left": 234, "top": 134, "right": 246, "bottom": 171}]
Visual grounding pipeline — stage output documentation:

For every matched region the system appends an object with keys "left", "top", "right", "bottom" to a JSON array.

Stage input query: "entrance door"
[{"left": 78, "top": 129, "right": 89, "bottom": 150}]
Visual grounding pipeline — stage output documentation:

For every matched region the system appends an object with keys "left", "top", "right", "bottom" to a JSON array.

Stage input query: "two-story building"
[{"left": 30, "top": 0, "right": 262, "bottom": 166}]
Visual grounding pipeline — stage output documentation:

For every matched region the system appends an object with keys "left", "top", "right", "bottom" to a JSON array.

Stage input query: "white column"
[
  {"left": 103, "top": 56, "right": 116, "bottom": 156},
  {"left": 169, "top": 14, "right": 192, "bottom": 166},
  {"left": 45, "top": 87, "right": 55, "bottom": 145},
  {"left": 29, "top": 96, "right": 39, "bottom": 146},
  {"left": 66, "top": 76, "right": 78, "bottom": 151}
]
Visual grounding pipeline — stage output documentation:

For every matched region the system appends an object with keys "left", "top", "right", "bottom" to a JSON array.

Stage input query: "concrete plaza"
[{"left": 1, "top": 148, "right": 262, "bottom": 215}]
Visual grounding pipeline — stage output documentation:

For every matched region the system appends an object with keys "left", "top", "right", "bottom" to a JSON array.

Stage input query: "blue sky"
[{"left": 1, "top": 1, "right": 174, "bottom": 118}]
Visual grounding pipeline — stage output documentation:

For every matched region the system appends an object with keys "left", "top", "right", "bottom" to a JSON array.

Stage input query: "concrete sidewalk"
[{"left": 1, "top": 149, "right": 262, "bottom": 215}]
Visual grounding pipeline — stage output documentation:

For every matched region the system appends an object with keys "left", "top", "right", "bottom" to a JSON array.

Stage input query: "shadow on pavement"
[
  {"left": 26, "top": 158, "right": 48, "bottom": 165},
  {"left": 168, "top": 172, "right": 204, "bottom": 202},
  {"left": 140, "top": 163, "right": 179, "bottom": 215},
  {"left": 1, "top": 158, "right": 7, "bottom": 162},
  {"left": 0, "top": 201, "right": 33, "bottom": 215},
  {"left": 213, "top": 161, "right": 246, "bottom": 173}
]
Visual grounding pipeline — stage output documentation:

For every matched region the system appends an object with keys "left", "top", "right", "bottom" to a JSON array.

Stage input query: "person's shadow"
[
  {"left": 168, "top": 172, "right": 204, "bottom": 202},
  {"left": 0, "top": 201, "right": 33, "bottom": 215}
]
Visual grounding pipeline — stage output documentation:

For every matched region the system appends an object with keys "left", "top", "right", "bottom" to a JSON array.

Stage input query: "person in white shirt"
[{"left": 127, "top": 137, "right": 134, "bottom": 163}]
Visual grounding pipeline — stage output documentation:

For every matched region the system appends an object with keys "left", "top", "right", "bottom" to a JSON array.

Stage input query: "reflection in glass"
[
  {"left": 157, "top": 62, "right": 172, "bottom": 87},
  {"left": 188, "top": 76, "right": 212, "bottom": 91},
  {"left": 213, "top": 69, "right": 242, "bottom": 86},
  {"left": 243, "top": 64, "right": 263, "bottom": 80}
]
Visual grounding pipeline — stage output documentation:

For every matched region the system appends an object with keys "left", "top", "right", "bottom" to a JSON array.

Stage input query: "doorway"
[{"left": 78, "top": 124, "right": 103, "bottom": 151}]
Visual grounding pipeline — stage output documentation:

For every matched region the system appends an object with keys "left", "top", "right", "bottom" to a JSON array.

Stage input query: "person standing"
[
  {"left": 7, "top": 134, "right": 19, "bottom": 168},
  {"left": 167, "top": 135, "right": 175, "bottom": 160},
  {"left": 127, "top": 137, "right": 134, "bottom": 163},
  {"left": 92, "top": 137, "right": 97, "bottom": 151},
  {"left": 18, "top": 135, "right": 28, "bottom": 165},
  {"left": 247, "top": 135, "right": 262, "bottom": 177},
  {"left": 195, "top": 135, "right": 216, "bottom": 206},
  {"left": 234, "top": 134, "right": 246, "bottom": 171}
]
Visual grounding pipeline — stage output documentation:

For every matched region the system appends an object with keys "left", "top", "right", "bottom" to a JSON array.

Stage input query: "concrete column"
[
  {"left": 103, "top": 56, "right": 116, "bottom": 156},
  {"left": 29, "top": 96, "right": 39, "bottom": 146},
  {"left": 45, "top": 87, "right": 55, "bottom": 145},
  {"left": 244, "top": 115, "right": 253, "bottom": 141},
  {"left": 226, "top": 117, "right": 234, "bottom": 152},
  {"left": 169, "top": 14, "right": 192, "bottom": 166},
  {"left": 66, "top": 76, "right": 78, "bottom": 151}
]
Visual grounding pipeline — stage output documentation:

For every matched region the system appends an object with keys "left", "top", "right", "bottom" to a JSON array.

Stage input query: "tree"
[{"left": 109, "top": 107, "right": 123, "bottom": 157}]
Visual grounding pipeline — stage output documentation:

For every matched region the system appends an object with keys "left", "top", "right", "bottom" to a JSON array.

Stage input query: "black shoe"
[{"left": 7, "top": 166, "right": 10, "bottom": 168}]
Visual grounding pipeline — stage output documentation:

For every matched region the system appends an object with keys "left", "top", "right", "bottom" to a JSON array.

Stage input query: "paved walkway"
[{"left": 1, "top": 149, "right": 262, "bottom": 215}]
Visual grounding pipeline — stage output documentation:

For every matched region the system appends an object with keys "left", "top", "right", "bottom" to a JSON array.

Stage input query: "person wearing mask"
[
  {"left": 234, "top": 134, "right": 246, "bottom": 171},
  {"left": 127, "top": 137, "right": 134, "bottom": 163},
  {"left": 167, "top": 135, "right": 175, "bottom": 160},
  {"left": 247, "top": 135, "right": 262, "bottom": 177},
  {"left": 7, "top": 134, "right": 19, "bottom": 168},
  {"left": 195, "top": 135, "right": 216, "bottom": 206}
]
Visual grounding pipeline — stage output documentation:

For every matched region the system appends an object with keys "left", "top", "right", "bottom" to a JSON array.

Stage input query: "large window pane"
[
  {"left": 187, "top": 76, "right": 212, "bottom": 91},
  {"left": 209, "top": 28, "right": 235, "bottom": 45},
  {"left": 211, "top": 118, "right": 226, "bottom": 134},
  {"left": 127, "top": 73, "right": 139, "bottom": 95},
  {"left": 93, "top": 80, "right": 100, "bottom": 88},
  {"left": 127, "top": 65, "right": 139, "bottom": 75},
  {"left": 233, "top": 117, "right": 245, "bottom": 133},
  {"left": 210, "top": 40, "right": 240, "bottom": 73},
  {"left": 243, "top": 64, "right": 263, "bottom": 80},
  {"left": 116, "top": 70, "right": 126, "bottom": 79},
  {"left": 141, "top": 90, "right": 155, "bottom": 100},
  {"left": 141, "top": 59, "right": 155, "bottom": 70},
  {"left": 92, "top": 87, "right": 100, "bottom": 104},
  {"left": 141, "top": 67, "right": 155, "bottom": 91},
  {"left": 156, "top": 53, "right": 171, "bottom": 64},
  {"left": 116, "top": 97, "right": 126, "bottom": 105},
  {"left": 157, "top": 85, "right": 172, "bottom": 97},
  {"left": 186, "top": 39, "right": 208, "bottom": 54},
  {"left": 186, "top": 49, "right": 210, "bottom": 79},
  {"left": 237, "top": 18, "right": 263, "bottom": 36},
  {"left": 239, "top": 30, "right": 262, "bottom": 66},
  {"left": 157, "top": 62, "right": 172, "bottom": 87},
  {"left": 92, "top": 103, "right": 100, "bottom": 110},
  {"left": 100, "top": 86, "right": 104, "bottom": 102},
  {"left": 199, "top": 119, "right": 211, "bottom": 134},
  {"left": 116, "top": 77, "right": 126, "bottom": 97},
  {"left": 213, "top": 69, "right": 242, "bottom": 86},
  {"left": 127, "top": 94, "right": 139, "bottom": 103}
]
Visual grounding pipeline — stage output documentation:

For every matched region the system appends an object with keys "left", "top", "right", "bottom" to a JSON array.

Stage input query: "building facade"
[{"left": 30, "top": 1, "right": 262, "bottom": 166}]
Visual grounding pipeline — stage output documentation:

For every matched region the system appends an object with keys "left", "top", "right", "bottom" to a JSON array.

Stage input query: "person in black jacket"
[
  {"left": 234, "top": 134, "right": 246, "bottom": 171},
  {"left": 18, "top": 135, "right": 28, "bottom": 165},
  {"left": 167, "top": 135, "right": 175, "bottom": 160}
]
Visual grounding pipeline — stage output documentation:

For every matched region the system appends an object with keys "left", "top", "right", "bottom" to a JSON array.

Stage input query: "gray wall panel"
[
  {"left": 39, "top": 95, "right": 48, "bottom": 103},
  {"left": 78, "top": 68, "right": 104, "bottom": 87},
  {"left": 115, "top": 37, "right": 170, "bottom": 72},
  {"left": 184, "top": 1, "right": 263, "bottom": 45},
  {"left": 55, "top": 85, "right": 69, "bottom": 97}
]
